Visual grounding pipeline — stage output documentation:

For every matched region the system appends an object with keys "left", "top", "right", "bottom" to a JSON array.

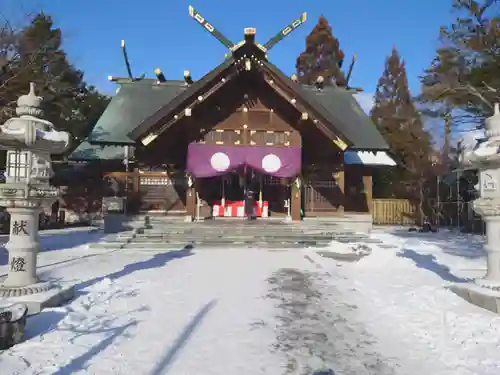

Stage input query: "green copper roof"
[
  {"left": 70, "top": 57, "right": 389, "bottom": 161},
  {"left": 261, "top": 62, "right": 389, "bottom": 151},
  {"left": 129, "top": 58, "right": 234, "bottom": 140},
  {"left": 86, "top": 80, "right": 187, "bottom": 145},
  {"left": 302, "top": 86, "right": 389, "bottom": 150}
]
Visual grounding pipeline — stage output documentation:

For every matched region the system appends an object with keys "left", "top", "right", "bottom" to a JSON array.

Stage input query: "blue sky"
[{"left": 6, "top": 0, "right": 455, "bottom": 101}]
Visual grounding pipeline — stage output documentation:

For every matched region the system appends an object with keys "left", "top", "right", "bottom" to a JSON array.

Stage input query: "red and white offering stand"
[{"left": 212, "top": 200, "right": 269, "bottom": 217}]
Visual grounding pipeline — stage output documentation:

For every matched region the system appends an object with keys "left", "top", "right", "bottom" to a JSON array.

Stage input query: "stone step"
[
  {"left": 135, "top": 236, "right": 334, "bottom": 244},
  {"left": 125, "top": 240, "right": 331, "bottom": 249},
  {"left": 89, "top": 240, "right": 332, "bottom": 250},
  {"left": 140, "top": 222, "right": 343, "bottom": 228},
  {"left": 92, "top": 232, "right": 346, "bottom": 244},
  {"left": 113, "top": 237, "right": 365, "bottom": 247},
  {"left": 89, "top": 242, "right": 126, "bottom": 249},
  {"left": 94, "top": 219, "right": 376, "bottom": 251},
  {"left": 122, "top": 233, "right": 369, "bottom": 241},
  {"left": 132, "top": 227, "right": 365, "bottom": 236},
  {"left": 135, "top": 230, "right": 361, "bottom": 238},
  {"left": 91, "top": 234, "right": 372, "bottom": 250}
]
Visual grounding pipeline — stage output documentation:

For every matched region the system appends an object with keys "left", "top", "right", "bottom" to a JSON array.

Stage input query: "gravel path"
[{"left": 266, "top": 266, "right": 398, "bottom": 375}]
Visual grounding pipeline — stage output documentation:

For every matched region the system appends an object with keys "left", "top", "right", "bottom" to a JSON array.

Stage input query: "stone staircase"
[{"left": 90, "top": 217, "right": 383, "bottom": 250}]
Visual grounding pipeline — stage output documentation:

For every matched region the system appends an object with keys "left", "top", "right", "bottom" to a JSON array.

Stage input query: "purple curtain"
[{"left": 186, "top": 143, "right": 301, "bottom": 178}]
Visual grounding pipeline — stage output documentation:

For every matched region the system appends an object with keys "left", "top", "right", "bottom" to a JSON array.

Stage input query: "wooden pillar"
[
  {"left": 133, "top": 168, "right": 140, "bottom": 193},
  {"left": 127, "top": 168, "right": 140, "bottom": 214},
  {"left": 291, "top": 178, "right": 301, "bottom": 221},
  {"left": 185, "top": 117, "right": 198, "bottom": 220},
  {"left": 185, "top": 176, "right": 196, "bottom": 220},
  {"left": 363, "top": 169, "right": 373, "bottom": 214},
  {"left": 336, "top": 168, "right": 345, "bottom": 215}
]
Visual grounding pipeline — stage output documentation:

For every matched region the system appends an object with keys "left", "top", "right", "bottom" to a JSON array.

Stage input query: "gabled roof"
[
  {"left": 70, "top": 53, "right": 389, "bottom": 162},
  {"left": 128, "top": 57, "right": 389, "bottom": 151},
  {"left": 128, "top": 58, "right": 235, "bottom": 140},
  {"left": 130, "top": 57, "right": 353, "bottom": 146},
  {"left": 86, "top": 79, "right": 187, "bottom": 145}
]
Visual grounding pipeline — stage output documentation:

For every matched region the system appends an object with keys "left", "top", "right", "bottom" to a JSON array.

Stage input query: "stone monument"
[
  {"left": 454, "top": 103, "right": 500, "bottom": 312},
  {"left": 0, "top": 83, "right": 72, "bottom": 312}
]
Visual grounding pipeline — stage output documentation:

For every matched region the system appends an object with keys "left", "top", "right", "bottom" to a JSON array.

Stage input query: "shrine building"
[{"left": 69, "top": 6, "right": 396, "bottom": 222}]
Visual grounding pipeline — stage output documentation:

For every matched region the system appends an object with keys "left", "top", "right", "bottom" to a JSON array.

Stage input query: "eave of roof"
[
  {"left": 344, "top": 151, "right": 396, "bottom": 166},
  {"left": 305, "top": 86, "right": 389, "bottom": 151},
  {"left": 69, "top": 141, "right": 126, "bottom": 161}
]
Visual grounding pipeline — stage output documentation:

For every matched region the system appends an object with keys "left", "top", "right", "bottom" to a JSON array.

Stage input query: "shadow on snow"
[
  {"left": 0, "top": 230, "right": 105, "bottom": 266},
  {"left": 22, "top": 247, "right": 194, "bottom": 373},
  {"left": 388, "top": 228, "right": 485, "bottom": 260},
  {"left": 73, "top": 246, "right": 194, "bottom": 294},
  {"left": 148, "top": 299, "right": 217, "bottom": 375},
  {"left": 397, "top": 248, "right": 470, "bottom": 283}
]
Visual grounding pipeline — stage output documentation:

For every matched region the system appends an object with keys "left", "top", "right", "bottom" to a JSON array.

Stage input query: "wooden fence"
[{"left": 372, "top": 199, "right": 416, "bottom": 225}]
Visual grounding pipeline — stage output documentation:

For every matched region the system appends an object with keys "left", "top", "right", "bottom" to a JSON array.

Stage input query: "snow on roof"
[{"left": 344, "top": 151, "right": 397, "bottom": 166}]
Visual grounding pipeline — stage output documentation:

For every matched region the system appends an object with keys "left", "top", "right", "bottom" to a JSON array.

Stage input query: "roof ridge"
[{"left": 117, "top": 79, "right": 186, "bottom": 86}]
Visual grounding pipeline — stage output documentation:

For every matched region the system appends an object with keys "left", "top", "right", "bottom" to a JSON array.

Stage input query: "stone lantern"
[
  {"left": 455, "top": 103, "right": 500, "bottom": 311},
  {"left": 0, "top": 83, "right": 71, "bottom": 307}
]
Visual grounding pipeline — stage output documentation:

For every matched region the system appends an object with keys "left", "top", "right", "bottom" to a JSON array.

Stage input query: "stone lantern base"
[
  {"left": 0, "top": 283, "right": 74, "bottom": 316},
  {"left": 0, "top": 205, "right": 74, "bottom": 315},
  {"left": 0, "top": 282, "right": 53, "bottom": 297},
  {"left": 448, "top": 283, "right": 500, "bottom": 314},
  {"left": 448, "top": 200, "right": 500, "bottom": 313}
]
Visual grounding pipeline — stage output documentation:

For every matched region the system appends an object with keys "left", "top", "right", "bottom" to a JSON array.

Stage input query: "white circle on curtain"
[
  {"left": 210, "top": 152, "right": 230, "bottom": 171},
  {"left": 262, "top": 154, "right": 281, "bottom": 173}
]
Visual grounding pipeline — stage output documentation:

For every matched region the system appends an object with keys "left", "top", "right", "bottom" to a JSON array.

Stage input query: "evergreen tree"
[
  {"left": 420, "top": 0, "right": 500, "bottom": 128},
  {"left": 371, "top": 47, "right": 434, "bottom": 218},
  {"left": 296, "top": 16, "right": 346, "bottom": 86},
  {"left": 442, "top": 112, "right": 452, "bottom": 169},
  {"left": 1, "top": 12, "right": 109, "bottom": 145}
]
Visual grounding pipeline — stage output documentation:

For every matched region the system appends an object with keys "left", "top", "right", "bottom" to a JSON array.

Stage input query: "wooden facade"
[{"left": 123, "top": 68, "right": 372, "bottom": 220}]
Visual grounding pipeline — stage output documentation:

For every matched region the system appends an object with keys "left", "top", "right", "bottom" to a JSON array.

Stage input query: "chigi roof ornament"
[
  {"left": 108, "top": 40, "right": 146, "bottom": 82},
  {"left": 188, "top": 5, "right": 307, "bottom": 58}
]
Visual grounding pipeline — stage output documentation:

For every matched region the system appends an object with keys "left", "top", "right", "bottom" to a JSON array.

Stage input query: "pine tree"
[
  {"left": 420, "top": 0, "right": 500, "bottom": 128},
  {"left": 442, "top": 112, "right": 452, "bottom": 169},
  {"left": 371, "top": 47, "right": 434, "bottom": 219},
  {"left": 296, "top": 16, "right": 346, "bottom": 86},
  {"left": 1, "top": 12, "right": 109, "bottom": 144}
]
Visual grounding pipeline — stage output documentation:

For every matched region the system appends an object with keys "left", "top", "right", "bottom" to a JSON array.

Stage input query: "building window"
[{"left": 260, "top": 131, "right": 287, "bottom": 145}]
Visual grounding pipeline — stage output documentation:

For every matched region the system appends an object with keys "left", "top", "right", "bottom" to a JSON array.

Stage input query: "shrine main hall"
[{"left": 70, "top": 6, "right": 396, "bottom": 223}]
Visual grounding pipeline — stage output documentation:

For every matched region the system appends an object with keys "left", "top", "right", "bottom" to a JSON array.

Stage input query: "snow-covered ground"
[
  {"left": 0, "top": 227, "right": 499, "bottom": 374},
  {"left": 309, "top": 228, "right": 500, "bottom": 375}
]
